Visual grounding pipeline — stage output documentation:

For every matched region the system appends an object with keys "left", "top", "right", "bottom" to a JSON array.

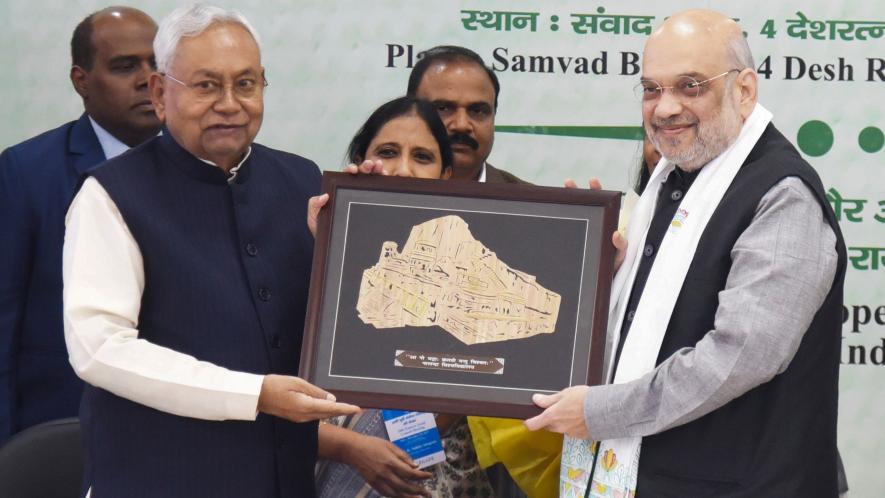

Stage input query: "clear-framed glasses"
[
  {"left": 163, "top": 72, "right": 268, "bottom": 102},
  {"left": 633, "top": 69, "right": 740, "bottom": 101}
]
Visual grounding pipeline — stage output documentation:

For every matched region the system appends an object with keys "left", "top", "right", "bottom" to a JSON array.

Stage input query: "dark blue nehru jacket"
[{"left": 85, "top": 133, "right": 321, "bottom": 498}]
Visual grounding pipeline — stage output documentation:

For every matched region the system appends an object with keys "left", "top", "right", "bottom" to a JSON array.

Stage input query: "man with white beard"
[{"left": 526, "top": 9, "right": 846, "bottom": 498}]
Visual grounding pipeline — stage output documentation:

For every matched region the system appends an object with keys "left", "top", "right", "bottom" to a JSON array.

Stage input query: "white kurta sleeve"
[{"left": 63, "top": 177, "right": 264, "bottom": 421}]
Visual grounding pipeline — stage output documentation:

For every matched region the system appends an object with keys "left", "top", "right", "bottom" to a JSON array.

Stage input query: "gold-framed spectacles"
[
  {"left": 163, "top": 72, "right": 268, "bottom": 102},
  {"left": 634, "top": 69, "right": 740, "bottom": 101}
]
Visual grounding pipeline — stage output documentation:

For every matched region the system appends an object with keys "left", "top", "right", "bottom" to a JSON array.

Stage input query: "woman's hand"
[
  {"left": 319, "top": 422, "right": 432, "bottom": 498},
  {"left": 346, "top": 432, "right": 433, "bottom": 498}
]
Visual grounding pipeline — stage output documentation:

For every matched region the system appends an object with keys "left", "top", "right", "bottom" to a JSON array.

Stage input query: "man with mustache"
[
  {"left": 405, "top": 44, "right": 557, "bottom": 498},
  {"left": 0, "top": 6, "right": 160, "bottom": 445},
  {"left": 62, "top": 5, "right": 358, "bottom": 496},
  {"left": 526, "top": 9, "right": 845, "bottom": 497},
  {"left": 408, "top": 45, "right": 524, "bottom": 184}
]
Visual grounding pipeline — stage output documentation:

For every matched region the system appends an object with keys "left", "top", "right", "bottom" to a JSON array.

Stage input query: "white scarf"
[{"left": 560, "top": 103, "right": 773, "bottom": 498}]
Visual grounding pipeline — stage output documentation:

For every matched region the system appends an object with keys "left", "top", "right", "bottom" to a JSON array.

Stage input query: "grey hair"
[
  {"left": 154, "top": 3, "right": 261, "bottom": 73},
  {"left": 727, "top": 34, "right": 755, "bottom": 70}
]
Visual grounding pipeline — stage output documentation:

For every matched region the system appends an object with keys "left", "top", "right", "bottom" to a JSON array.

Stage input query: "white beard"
[{"left": 650, "top": 91, "right": 744, "bottom": 172}]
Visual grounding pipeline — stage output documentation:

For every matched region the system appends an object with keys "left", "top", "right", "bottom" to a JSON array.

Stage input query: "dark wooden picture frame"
[{"left": 299, "top": 172, "right": 620, "bottom": 418}]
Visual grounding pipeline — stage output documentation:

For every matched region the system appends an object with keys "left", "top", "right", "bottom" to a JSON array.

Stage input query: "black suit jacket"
[
  {"left": 0, "top": 113, "right": 102, "bottom": 443},
  {"left": 484, "top": 163, "right": 527, "bottom": 184}
]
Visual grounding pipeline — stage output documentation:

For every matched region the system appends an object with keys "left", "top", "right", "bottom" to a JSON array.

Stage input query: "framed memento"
[{"left": 299, "top": 172, "right": 620, "bottom": 418}]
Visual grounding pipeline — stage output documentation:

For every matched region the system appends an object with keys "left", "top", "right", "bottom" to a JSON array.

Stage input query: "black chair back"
[{"left": 0, "top": 418, "right": 83, "bottom": 498}]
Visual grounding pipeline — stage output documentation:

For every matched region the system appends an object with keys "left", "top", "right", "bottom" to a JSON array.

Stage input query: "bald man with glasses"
[{"left": 527, "top": 9, "right": 846, "bottom": 497}]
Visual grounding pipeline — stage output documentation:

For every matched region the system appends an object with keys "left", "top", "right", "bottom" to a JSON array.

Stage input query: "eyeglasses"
[
  {"left": 633, "top": 69, "right": 740, "bottom": 102},
  {"left": 163, "top": 72, "right": 268, "bottom": 102}
]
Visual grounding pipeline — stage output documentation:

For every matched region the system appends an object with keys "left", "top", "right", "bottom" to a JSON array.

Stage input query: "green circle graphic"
[
  {"left": 858, "top": 126, "right": 884, "bottom": 153},
  {"left": 797, "top": 120, "right": 834, "bottom": 157}
]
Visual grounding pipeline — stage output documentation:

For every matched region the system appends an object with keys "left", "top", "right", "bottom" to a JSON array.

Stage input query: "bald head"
[
  {"left": 639, "top": 9, "right": 759, "bottom": 171},
  {"left": 93, "top": 7, "right": 155, "bottom": 27},
  {"left": 644, "top": 10, "right": 752, "bottom": 81},
  {"left": 70, "top": 6, "right": 160, "bottom": 147},
  {"left": 72, "top": 7, "right": 156, "bottom": 69},
  {"left": 653, "top": 10, "right": 743, "bottom": 44},
  {"left": 645, "top": 9, "right": 755, "bottom": 75}
]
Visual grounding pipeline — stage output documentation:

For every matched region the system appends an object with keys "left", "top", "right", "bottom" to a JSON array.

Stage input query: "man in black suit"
[
  {"left": 0, "top": 6, "right": 160, "bottom": 445},
  {"left": 407, "top": 46, "right": 524, "bottom": 184}
]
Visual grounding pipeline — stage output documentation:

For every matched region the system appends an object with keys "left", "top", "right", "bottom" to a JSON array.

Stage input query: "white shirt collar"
[
  {"left": 197, "top": 147, "right": 253, "bottom": 184},
  {"left": 88, "top": 117, "right": 130, "bottom": 160},
  {"left": 477, "top": 162, "right": 488, "bottom": 183}
]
